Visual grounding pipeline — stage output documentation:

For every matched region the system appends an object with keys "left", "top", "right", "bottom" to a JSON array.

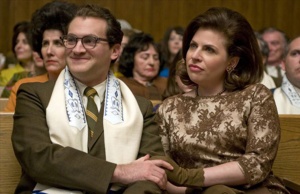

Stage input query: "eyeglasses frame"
[{"left": 60, "top": 35, "right": 109, "bottom": 49}]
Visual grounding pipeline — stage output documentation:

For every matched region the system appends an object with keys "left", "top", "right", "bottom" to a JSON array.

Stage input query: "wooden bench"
[
  {"left": 273, "top": 114, "right": 300, "bottom": 194},
  {"left": 0, "top": 112, "right": 20, "bottom": 194},
  {"left": 0, "top": 98, "right": 8, "bottom": 111}
]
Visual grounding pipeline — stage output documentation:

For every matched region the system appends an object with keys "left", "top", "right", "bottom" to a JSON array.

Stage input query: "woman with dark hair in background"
[
  {"left": 4, "top": 1, "right": 78, "bottom": 111},
  {"left": 118, "top": 32, "right": 167, "bottom": 101},
  {"left": 159, "top": 26, "right": 184, "bottom": 77},
  {"left": 0, "top": 21, "right": 45, "bottom": 96}
]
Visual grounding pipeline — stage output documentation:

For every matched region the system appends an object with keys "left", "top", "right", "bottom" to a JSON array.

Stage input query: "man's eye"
[
  {"left": 67, "top": 37, "right": 76, "bottom": 43},
  {"left": 83, "top": 37, "right": 95, "bottom": 45}
]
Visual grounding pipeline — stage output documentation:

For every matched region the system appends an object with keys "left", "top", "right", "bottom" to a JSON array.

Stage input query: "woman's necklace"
[{"left": 196, "top": 87, "right": 226, "bottom": 97}]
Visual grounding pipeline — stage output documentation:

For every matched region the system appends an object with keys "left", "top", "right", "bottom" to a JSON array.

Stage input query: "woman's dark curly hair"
[
  {"left": 159, "top": 26, "right": 184, "bottom": 67},
  {"left": 31, "top": 1, "right": 78, "bottom": 57},
  {"left": 12, "top": 21, "right": 32, "bottom": 56},
  {"left": 180, "top": 7, "right": 263, "bottom": 91},
  {"left": 118, "top": 32, "right": 162, "bottom": 78}
]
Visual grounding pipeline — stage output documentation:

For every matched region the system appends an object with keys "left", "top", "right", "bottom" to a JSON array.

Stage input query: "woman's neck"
[
  {"left": 196, "top": 86, "right": 226, "bottom": 97},
  {"left": 20, "top": 60, "right": 35, "bottom": 75},
  {"left": 133, "top": 76, "right": 152, "bottom": 86}
]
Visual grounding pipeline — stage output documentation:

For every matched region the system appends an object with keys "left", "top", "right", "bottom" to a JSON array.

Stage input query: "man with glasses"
[{"left": 12, "top": 4, "right": 172, "bottom": 194}]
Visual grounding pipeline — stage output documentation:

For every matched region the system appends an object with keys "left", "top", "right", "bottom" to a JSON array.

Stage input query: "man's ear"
[{"left": 111, "top": 44, "right": 121, "bottom": 61}]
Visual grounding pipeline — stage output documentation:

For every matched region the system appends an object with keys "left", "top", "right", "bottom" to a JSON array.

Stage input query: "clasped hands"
[
  {"left": 150, "top": 155, "right": 204, "bottom": 189},
  {"left": 112, "top": 154, "right": 204, "bottom": 190},
  {"left": 112, "top": 154, "right": 172, "bottom": 190}
]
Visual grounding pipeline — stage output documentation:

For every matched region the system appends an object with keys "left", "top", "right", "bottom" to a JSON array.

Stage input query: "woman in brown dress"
[{"left": 155, "top": 7, "right": 289, "bottom": 194}]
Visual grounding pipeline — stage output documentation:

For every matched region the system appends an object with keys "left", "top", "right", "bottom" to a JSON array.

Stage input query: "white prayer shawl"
[
  {"left": 273, "top": 75, "right": 300, "bottom": 114},
  {"left": 34, "top": 69, "right": 143, "bottom": 193},
  {"left": 260, "top": 71, "right": 276, "bottom": 89},
  {"left": 274, "top": 88, "right": 300, "bottom": 114},
  {"left": 266, "top": 64, "right": 285, "bottom": 78}
]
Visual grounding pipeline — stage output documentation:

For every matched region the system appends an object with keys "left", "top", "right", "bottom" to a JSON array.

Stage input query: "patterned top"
[{"left": 156, "top": 84, "right": 288, "bottom": 192}]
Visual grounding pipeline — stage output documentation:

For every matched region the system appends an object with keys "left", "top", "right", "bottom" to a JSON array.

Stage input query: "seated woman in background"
[
  {"left": 0, "top": 21, "right": 46, "bottom": 97},
  {"left": 154, "top": 7, "right": 289, "bottom": 194},
  {"left": 159, "top": 26, "right": 184, "bottom": 78},
  {"left": 4, "top": 1, "right": 78, "bottom": 112},
  {"left": 118, "top": 32, "right": 167, "bottom": 101}
]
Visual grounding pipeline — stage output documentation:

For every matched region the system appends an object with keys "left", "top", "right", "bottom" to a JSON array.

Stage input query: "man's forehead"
[
  {"left": 264, "top": 31, "right": 284, "bottom": 41},
  {"left": 68, "top": 17, "right": 107, "bottom": 35},
  {"left": 69, "top": 16, "right": 107, "bottom": 26}
]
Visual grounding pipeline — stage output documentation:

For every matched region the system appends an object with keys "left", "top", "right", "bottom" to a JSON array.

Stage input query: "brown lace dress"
[{"left": 156, "top": 84, "right": 289, "bottom": 194}]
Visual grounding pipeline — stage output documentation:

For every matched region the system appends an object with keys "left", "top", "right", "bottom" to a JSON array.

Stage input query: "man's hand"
[{"left": 112, "top": 154, "right": 173, "bottom": 190}]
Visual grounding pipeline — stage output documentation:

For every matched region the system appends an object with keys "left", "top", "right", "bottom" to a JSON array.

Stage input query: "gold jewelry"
[{"left": 226, "top": 66, "right": 234, "bottom": 74}]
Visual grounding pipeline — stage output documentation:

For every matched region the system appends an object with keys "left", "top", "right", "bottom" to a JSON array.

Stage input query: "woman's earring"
[{"left": 226, "top": 66, "right": 234, "bottom": 74}]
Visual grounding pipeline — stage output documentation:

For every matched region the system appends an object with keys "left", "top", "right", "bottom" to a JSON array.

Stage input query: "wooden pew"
[
  {"left": 150, "top": 100, "right": 162, "bottom": 107},
  {"left": 0, "top": 98, "right": 8, "bottom": 111},
  {"left": 273, "top": 114, "right": 300, "bottom": 194},
  {"left": 0, "top": 112, "right": 20, "bottom": 194}
]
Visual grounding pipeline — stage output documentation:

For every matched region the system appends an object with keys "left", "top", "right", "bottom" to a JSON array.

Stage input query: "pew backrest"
[
  {"left": 0, "top": 112, "right": 20, "bottom": 194},
  {"left": 0, "top": 98, "right": 8, "bottom": 111},
  {"left": 273, "top": 114, "right": 300, "bottom": 192}
]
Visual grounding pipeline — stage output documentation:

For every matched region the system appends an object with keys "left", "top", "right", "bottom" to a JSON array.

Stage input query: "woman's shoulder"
[
  {"left": 160, "top": 94, "right": 190, "bottom": 108},
  {"left": 243, "top": 83, "right": 273, "bottom": 96},
  {"left": 1, "top": 64, "right": 24, "bottom": 74}
]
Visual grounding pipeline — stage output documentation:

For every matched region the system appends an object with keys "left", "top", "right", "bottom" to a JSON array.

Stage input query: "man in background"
[
  {"left": 273, "top": 36, "right": 300, "bottom": 114},
  {"left": 261, "top": 27, "right": 289, "bottom": 87}
]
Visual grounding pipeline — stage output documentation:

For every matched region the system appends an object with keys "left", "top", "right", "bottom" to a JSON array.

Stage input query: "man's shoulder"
[
  {"left": 134, "top": 95, "right": 153, "bottom": 114},
  {"left": 20, "top": 79, "right": 55, "bottom": 88},
  {"left": 18, "top": 79, "right": 56, "bottom": 97},
  {"left": 14, "top": 74, "right": 48, "bottom": 89},
  {"left": 135, "top": 95, "right": 152, "bottom": 106},
  {"left": 16, "top": 80, "right": 56, "bottom": 110}
]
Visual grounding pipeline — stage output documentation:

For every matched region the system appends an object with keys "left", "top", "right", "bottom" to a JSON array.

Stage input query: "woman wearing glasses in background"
[{"left": 4, "top": 1, "right": 78, "bottom": 112}]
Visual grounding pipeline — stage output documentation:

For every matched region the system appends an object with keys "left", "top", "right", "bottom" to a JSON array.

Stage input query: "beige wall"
[{"left": 1, "top": 0, "right": 300, "bottom": 54}]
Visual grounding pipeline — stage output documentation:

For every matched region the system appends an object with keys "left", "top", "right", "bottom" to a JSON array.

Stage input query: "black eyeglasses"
[{"left": 60, "top": 35, "right": 109, "bottom": 49}]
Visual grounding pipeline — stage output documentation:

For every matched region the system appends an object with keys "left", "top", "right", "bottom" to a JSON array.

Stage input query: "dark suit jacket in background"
[{"left": 12, "top": 80, "right": 165, "bottom": 194}]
